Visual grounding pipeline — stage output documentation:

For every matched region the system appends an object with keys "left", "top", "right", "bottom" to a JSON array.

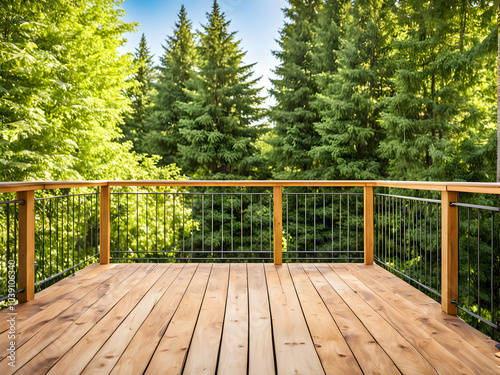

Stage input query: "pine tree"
[
  {"left": 142, "top": 5, "right": 196, "bottom": 166},
  {"left": 121, "top": 33, "right": 155, "bottom": 153},
  {"left": 177, "top": 0, "right": 265, "bottom": 177},
  {"left": 379, "top": 0, "right": 496, "bottom": 181},
  {"left": 269, "top": 0, "right": 323, "bottom": 179},
  {"left": 310, "top": 0, "right": 395, "bottom": 180}
]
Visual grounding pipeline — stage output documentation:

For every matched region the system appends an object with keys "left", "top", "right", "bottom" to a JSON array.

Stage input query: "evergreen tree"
[
  {"left": 177, "top": 0, "right": 265, "bottom": 177},
  {"left": 379, "top": 0, "right": 496, "bottom": 181},
  {"left": 0, "top": 0, "right": 173, "bottom": 181},
  {"left": 142, "top": 5, "right": 196, "bottom": 166},
  {"left": 310, "top": 0, "right": 395, "bottom": 180},
  {"left": 121, "top": 33, "right": 155, "bottom": 153},
  {"left": 269, "top": 0, "right": 323, "bottom": 179},
  {"left": 312, "top": 0, "right": 346, "bottom": 82}
]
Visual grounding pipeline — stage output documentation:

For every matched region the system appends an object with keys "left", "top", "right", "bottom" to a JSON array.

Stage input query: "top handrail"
[{"left": 1, "top": 179, "right": 500, "bottom": 194}]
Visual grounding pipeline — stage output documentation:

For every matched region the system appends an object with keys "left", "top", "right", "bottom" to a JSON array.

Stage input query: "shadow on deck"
[{"left": 1, "top": 263, "right": 499, "bottom": 374}]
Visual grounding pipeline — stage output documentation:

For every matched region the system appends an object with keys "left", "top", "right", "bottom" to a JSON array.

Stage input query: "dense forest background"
[{"left": 0, "top": 0, "right": 498, "bottom": 182}]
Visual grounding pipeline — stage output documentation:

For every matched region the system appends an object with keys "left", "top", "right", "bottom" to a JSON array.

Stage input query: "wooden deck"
[{"left": 1, "top": 263, "right": 499, "bottom": 374}]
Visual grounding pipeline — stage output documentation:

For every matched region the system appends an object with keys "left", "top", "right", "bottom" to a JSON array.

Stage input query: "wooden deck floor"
[{"left": 1, "top": 263, "right": 499, "bottom": 374}]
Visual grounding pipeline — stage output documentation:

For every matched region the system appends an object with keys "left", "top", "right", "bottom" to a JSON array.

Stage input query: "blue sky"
[{"left": 119, "top": 0, "right": 288, "bottom": 108}]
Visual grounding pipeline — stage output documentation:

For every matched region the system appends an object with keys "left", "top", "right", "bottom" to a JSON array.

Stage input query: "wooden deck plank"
[
  {"left": 81, "top": 264, "right": 185, "bottom": 374},
  {"left": 331, "top": 263, "right": 474, "bottom": 375},
  {"left": 33, "top": 262, "right": 101, "bottom": 299},
  {"left": 289, "top": 263, "right": 362, "bottom": 374},
  {"left": 16, "top": 264, "right": 157, "bottom": 375},
  {"left": 0, "top": 263, "right": 143, "bottom": 374},
  {"left": 359, "top": 264, "right": 500, "bottom": 357},
  {"left": 0, "top": 264, "right": 129, "bottom": 359},
  {"left": 0, "top": 264, "right": 127, "bottom": 336},
  {"left": 6, "top": 262, "right": 498, "bottom": 375},
  {"left": 247, "top": 263, "right": 275, "bottom": 375},
  {"left": 265, "top": 264, "right": 325, "bottom": 375},
  {"left": 145, "top": 264, "right": 212, "bottom": 375},
  {"left": 347, "top": 263, "right": 500, "bottom": 371},
  {"left": 47, "top": 264, "right": 173, "bottom": 374},
  {"left": 109, "top": 263, "right": 198, "bottom": 375},
  {"left": 316, "top": 263, "right": 438, "bottom": 375},
  {"left": 217, "top": 263, "right": 249, "bottom": 375},
  {"left": 183, "top": 264, "right": 229, "bottom": 375},
  {"left": 302, "top": 264, "right": 400, "bottom": 375}
]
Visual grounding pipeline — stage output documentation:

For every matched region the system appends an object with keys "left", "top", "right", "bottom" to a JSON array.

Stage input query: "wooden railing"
[{"left": 1, "top": 180, "right": 500, "bottom": 319}]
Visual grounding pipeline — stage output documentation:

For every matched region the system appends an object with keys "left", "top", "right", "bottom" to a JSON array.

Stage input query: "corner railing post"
[
  {"left": 364, "top": 185, "right": 374, "bottom": 265},
  {"left": 441, "top": 190, "right": 458, "bottom": 315},
  {"left": 100, "top": 183, "right": 110, "bottom": 264},
  {"left": 273, "top": 185, "right": 282, "bottom": 265},
  {"left": 17, "top": 190, "right": 35, "bottom": 302}
]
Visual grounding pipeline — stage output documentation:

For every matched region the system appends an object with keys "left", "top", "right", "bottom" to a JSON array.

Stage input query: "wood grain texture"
[
  {"left": 358, "top": 264, "right": 500, "bottom": 360},
  {"left": 363, "top": 185, "right": 374, "bottom": 265},
  {"left": 110, "top": 263, "right": 196, "bottom": 375},
  {"left": 99, "top": 184, "right": 111, "bottom": 264},
  {"left": 11, "top": 262, "right": 499, "bottom": 375},
  {"left": 17, "top": 190, "right": 35, "bottom": 302},
  {"left": 303, "top": 264, "right": 400, "bottom": 375},
  {"left": 247, "top": 263, "right": 275, "bottom": 375},
  {"left": 145, "top": 264, "right": 212, "bottom": 375},
  {"left": 266, "top": 264, "right": 325, "bottom": 375},
  {"left": 289, "top": 263, "right": 361, "bottom": 374},
  {"left": 441, "top": 190, "right": 459, "bottom": 315},
  {"left": 346, "top": 263, "right": 500, "bottom": 373},
  {"left": 217, "top": 264, "right": 249, "bottom": 375},
  {"left": 183, "top": 264, "right": 229, "bottom": 375},
  {"left": 332, "top": 263, "right": 473, "bottom": 375},
  {"left": 273, "top": 186, "right": 282, "bottom": 265},
  {"left": 317, "top": 263, "right": 438, "bottom": 375},
  {"left": 81, "top": 264, "right": 183, "bottom": 375},
  {"left": 0, "top": 264, "right": 140, "bottom": 374}
]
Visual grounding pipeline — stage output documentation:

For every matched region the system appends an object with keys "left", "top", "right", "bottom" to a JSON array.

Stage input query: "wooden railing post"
[
  {"left": 17, "top": 190, "right": 35, "bottom": 302},
  {"left": 364, "top": 185, "right": 374, "bottom": 265},
  {"left": 100, "top": 184, "right": 110, "bottom": 264},
  {"left": 273, "top": 185, "right": 282, "bottom": 265},
  {"left": 441, "top": 190, "right": 458, "bottom": 315}
]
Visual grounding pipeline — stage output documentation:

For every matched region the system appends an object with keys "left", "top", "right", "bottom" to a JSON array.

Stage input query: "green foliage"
[
  {"left": 268, "top": 0, "right": 323, "bottom": 178},
  {"left": 0, "top": 0, "right": 176, "bottom": 182},
  {"left": 177, "top": 0, "right": 265, "bottom": 177},
  {"left": 141, "top": 6, "right": 196, "bottom": 166},
  {"left": 378, "top": 0, "right": 497, "bottom": 181},
  {"left": 121, "top": 33, "right": 155, "bottom": 153},
  {"left": 311, "top": 0, "right": 395, "bottom": 180}
]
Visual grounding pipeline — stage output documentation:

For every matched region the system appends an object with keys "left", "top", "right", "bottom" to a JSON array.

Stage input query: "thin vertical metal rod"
[
  {"left": 477, "top": 209, "right": 481, "bottom": 312},
  {"left": 72, "top": 195, "right": 75, "bottom": 270},
  {"left": 146, "top": 193, "right": 149, "bottom": 253},
  {"left": 260, "top": 194, "right": 263, "bottom": 253},
  {"left": 117, "top": 194, "right": 120, "bottom": 254},
  {"left": 156, "top": 194, "right": 159, "bottom": 255},
  {"left": 250, "top": 194, "right": 252, "bottom": 253},
  {"left": 241, "top": 193, "right": 243, "bottom": 252},
  {"left": 221, "top": 194, "right": 224, "bottom": 258},
  {"left": 126, "top": 193, "right": 129, "bottom": 254},
  {"left": 136, "top": 192, "right": 139, "bottom": 253},
  {"left": 331, "top": 194, "right": 334, "bottom": 257},
  {"left": 347, "top": 194, "right": 350, "bottom": 260},
  {"left": 202, "top": 194, "right": 204, "bottom": 252},
  {"left": 164, "top": 193, "right": 167, "bottom": 254},
  {"left": 231, "top": 194, "right": 234, "bottom": 253},
  {"left": 314, "top": 193, "right": 316, "bottom": 253},
  {"left": 467, "top": 207, "right": 470, "bottom": 310},
  {"left": 211, "top": 194, "right": 214, "bottom": 254},
  {"left": 182, "top": 194, "right": 185, "bottom": 256},
  {"left": 339, "top": 194, "right": 342, "bottom": 253}
]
